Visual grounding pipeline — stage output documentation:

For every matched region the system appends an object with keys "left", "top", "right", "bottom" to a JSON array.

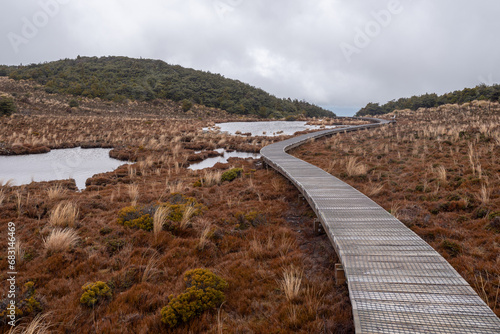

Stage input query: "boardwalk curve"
[{"left": 260, "top": 118, "right": 500, "bottom": 334}]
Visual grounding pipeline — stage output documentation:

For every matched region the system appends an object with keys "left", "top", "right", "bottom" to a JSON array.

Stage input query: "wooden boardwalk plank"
[{"left": 260, "top": 119, "right": 500, "bottom": 333}]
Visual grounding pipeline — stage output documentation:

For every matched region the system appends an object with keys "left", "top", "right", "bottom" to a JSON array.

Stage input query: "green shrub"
[
  {"left": 68, "top": 99, "right": 79, "bottom": 108},
  {"left": 221, "top": 168, "right": 243, "bottom": 182},
  {"left": 0, "top": 96, "right": 16, "bottom": 116},
  {"left": 160, "top": 269, "right": 227, "bottom": 328},
  {"left": 80, "top": 281, "right": 112, "bottom": 307},
  {"left": 0, "top": 281, "right": 42, "bottom": 319},
  {"left": 117, "top": 206, "right": 154, "bottom": 231},
  {"left": 181, "top": 99, "right": 193, "bottom": 112},
  {"left": 441, "top": 240, "right": 462, "bottom": 257},
  {"left": 165, "top": 194, "right": 205, "bottom": 224}
]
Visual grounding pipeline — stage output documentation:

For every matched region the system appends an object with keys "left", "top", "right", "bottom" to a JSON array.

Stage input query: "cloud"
[{"left": 1, "top": 0, "right": 499, "bottom": 115}]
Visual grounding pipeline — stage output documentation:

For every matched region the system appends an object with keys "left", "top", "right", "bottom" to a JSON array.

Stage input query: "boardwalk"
[{"left": 260, "top": 119, "right": 500, "bottom": 334}]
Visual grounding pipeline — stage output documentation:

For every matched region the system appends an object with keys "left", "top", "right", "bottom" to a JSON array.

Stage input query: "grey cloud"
[{"left": 1, "top": 0, "right": 499, "bottom": 115}]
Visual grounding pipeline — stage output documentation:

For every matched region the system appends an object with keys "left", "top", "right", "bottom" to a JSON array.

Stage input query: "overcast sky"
[{"left": 1, "top": 0, "right": 499, "bottom": 116}]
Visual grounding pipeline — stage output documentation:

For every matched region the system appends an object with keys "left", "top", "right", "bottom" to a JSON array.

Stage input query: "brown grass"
[
  {"left": 0, "top": 78, "right": 358, "bottom": 333},
  {"left": 8, "top": 313, "right": 52, "bottom": 334},
  {"left": 345, "top": 156, "right": 367, "bottom": 176},
  {"left": 49, "top": 202, "right": 78, "bottom": 227},
  {"left": 47, "top": 184, "right": 67, "bottom": 200},
  {"left": 43, "top": 228, "right": 79, "bottom": 253},
  {"left": 279, "top": 266, "right": 303, "bottom": 302},
  {"left": 153, "top": 206, "right": 170, "bottom": 242},
  {"left": 292, "top": 103, "right": 500, "bottom": 316}
]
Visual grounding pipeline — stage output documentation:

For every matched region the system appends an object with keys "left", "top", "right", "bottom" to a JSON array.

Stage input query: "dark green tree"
[{"left": 0, "top": 96, "right": 16, "bottom": 116}]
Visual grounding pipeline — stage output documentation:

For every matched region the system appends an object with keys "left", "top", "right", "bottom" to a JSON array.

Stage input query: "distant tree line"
[
  {"left": 0, "top": 56, "right": 335, "bottom": 118},
  {"left": 356, "top": 84, "right": 500, "bottom": 116}
]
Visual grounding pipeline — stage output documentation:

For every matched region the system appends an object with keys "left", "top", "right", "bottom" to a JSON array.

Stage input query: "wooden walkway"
[{"left": 260, "top": 119, "right": 500, "bottom": 334}]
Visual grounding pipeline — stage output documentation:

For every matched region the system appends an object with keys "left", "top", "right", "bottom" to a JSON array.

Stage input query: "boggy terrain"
[
  {"left": 292, "top": 102, "right": 500, "bottom": 317},
  {"left": 0, "top": 84, "right": 362, "bottom": 332}
]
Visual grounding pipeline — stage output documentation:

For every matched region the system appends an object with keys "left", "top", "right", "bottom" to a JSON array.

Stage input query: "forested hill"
[
  {"left": 356, "top": 84, "right": 500, "bottom": 116},
  {"left": 0, "top": 56, "right": 334, "bottom": 118}
]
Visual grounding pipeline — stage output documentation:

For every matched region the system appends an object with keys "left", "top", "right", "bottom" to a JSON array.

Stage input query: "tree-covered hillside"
[
  {"left": 0, "top": 56, "right": 334, "bottom": 118},
  {"left": 356, "top": 84, "right": 500, "bottom": 116}
]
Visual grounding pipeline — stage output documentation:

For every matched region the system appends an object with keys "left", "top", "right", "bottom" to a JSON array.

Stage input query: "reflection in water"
[
  {"left": 205, "top": 121, "right": 337, "bottom": 137},
  {"left": 188, "top": 148, "right": 260, "bottom": 170},
  {"left": 0, "top": 147, "right": 127, "bottom": 190}
]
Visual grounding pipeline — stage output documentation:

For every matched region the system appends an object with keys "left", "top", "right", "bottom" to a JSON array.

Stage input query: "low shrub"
[
  {"left": 441, "top": 240, "right": 462, "bottom": 257},
  {"left": 160, "top": 269, "right": 227, "bottom": 328},
  {"left": 0, "top": 95, "right": 16, "bottom": 116},
  {"left": 221, "top": 168, "right": 243, "bottom": 182},
  {"left": 80, "top": 281, "right": 112, "bottom": 307},
  {"left": 0, "top": 281, "right": 42, "bottom": 320},
  {"left": 118, "top": 196, "right": 206, "bottom": 232},
  {"left": 117, "top": 206, "right": 155, "bottom": 231}
]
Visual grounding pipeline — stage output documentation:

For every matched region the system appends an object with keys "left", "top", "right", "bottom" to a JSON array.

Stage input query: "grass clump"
[
  {"left": 43, "top": 228, "right": 79, "bottom": 254},
  {"left": 49, "top": 202, "right": 78, "bottom": 227},
  {"left": 279, "top": 266, "right": 303, "bottom": 303},
  {"left": 160, "top": 268, "right": 227, "bottom": 328},
  {"left": 80, "top": 281, "right": 112, "bottom": 307},
  {"left": 221, "top": 168, "right": 243, "bottom": 182}
]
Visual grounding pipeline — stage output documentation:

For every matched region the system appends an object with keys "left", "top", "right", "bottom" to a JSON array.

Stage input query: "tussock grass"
[
  {"left": 153, "top": 206, "right": 170, "bottom": 242},
  {"left": 279, "top": 266, "right": 303, "bottom": 302},
  {"left": 0, "top": 179, "right": 14, "bottom": 187},
  {"left": 345, "top": 156, "right": 367, "bottom": 176},
  {"left": 198, "top": 221, "right": 213, "bottom": 250},
  {"left": 128, "top": 184, "right": 139, "bottom": 206},
  {"left": 46, "top": 184, "right": 66, "bottom": 200},
  {"left": 43, "top": 228, "right": 79, "bottom": 253},
  {"left": 476, "top": 183, "right": 491, "bottom": 204},
  {"left": 49, "top": 202, "right": 78, "bottom": 227},
  {"left": 180, "top": 205, "right": 196, "bottom": 229},
  {"left": 8, "top": 313, "right": 52, "bottom": 334},
  {"left": 142, "top": 251, "right": 161, "bottom": 283},
  {"left": 15, "top": 240, "right": 24, "bottom": 265},
  {"left": 203, "top": 170, "right": 222, "bottom": 187},
  {"left": 435, "top": 165, "right": 447, "bottom": 182}
]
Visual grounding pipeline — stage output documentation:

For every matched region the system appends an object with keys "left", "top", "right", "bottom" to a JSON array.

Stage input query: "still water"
[
  {"left": 207, "top": 121, "right": 337, "bottom": 137},
  {"left": 0, "top": 147, "right": 127, "bottom": 190},
  {"left": 188, "top": 148, "right": 261, "bottom": 170}
]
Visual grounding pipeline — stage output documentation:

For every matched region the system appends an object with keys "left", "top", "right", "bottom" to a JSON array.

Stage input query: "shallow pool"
[
  {"left": 206, "top": 121, "right": 337, "bottom": 137},
  {"left": 188, "top": 148, "right": 261, "bottom": 170},
  {"left": 0, "top": 147, "right": 127, "bottom": 190}
]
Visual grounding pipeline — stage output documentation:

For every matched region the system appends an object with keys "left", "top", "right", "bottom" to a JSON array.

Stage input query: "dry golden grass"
[
  {"left": 43, "top": 228, "right": 79, "bottom": 253},
  {"left": 197, "top": 221, "right": 213, "bottom": 251},
  {"left": 128, "top": 184, "right": 139, "bottom": 206},
  {"left": 345, "top": 156, "right": 367, "bottom": 176},
  {"left": 49, "top": 202, "right": 78, "bottom": 227},
  {"left": 0, "top": 179, "right": 14, "bottom": 187},
  {"left": 202, "top": 170, "right": 222, "bottom": 187},
  {"left": 8, "top": 313, "right": 52, "bottom": 334},
  {"left": 476, "top": 183, "right": 491, "bottom": 204},
  {"left": 279, "top": 266, "right": 303, "bottom": 302},
  {"left": 180, "top": 205, "right": 196, "bottom": 229},
  {"left": 142, "top": 251, "right": 162, "bottom": 283},
  {"left": 153, "top": 206, "right": 170, "bottom": 242},
  {"left": 46, "top": 184, "right": 67, "bottom": 200},
  {"left": 15, "top": 239, "right": 24, "bottom": 265},
  {"left": 435, "top": 165, "right": 447, "bottom": 183},
  {"left": 0, "top": 189, "right": 5, "bottom": 206}
]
